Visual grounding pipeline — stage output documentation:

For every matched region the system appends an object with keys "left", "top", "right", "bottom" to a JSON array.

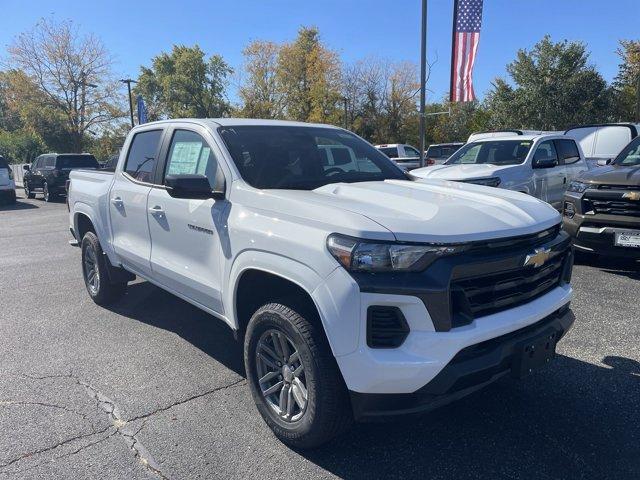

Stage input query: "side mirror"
[
  {"left": 22, "top": 165, "right": 30, "bottom": 171},
  {"left": 165, "top": 174, "right": 225, "bottom": 200},
  {"left": 533, "top": 157, "right": 558, "bottom": 169},
  {"left": 596, "top": 158, "right": 612, "bottom": 167}
]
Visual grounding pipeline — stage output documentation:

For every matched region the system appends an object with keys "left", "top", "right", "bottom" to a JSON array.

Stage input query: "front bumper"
[
  {"left": 350, "top": 305, "right": 574, "bottom": 420},
  {"left": 563, "top": 192, "right": 640, "bottom": 258}
]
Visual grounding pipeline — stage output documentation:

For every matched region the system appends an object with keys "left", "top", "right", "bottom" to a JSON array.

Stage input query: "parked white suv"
[
  {"left": 376, "top": 143, "right": 422, "bottom": 170},
  {"left": 0, "top": 156, "right": 17, "bottom": 204},
  {"left": 68, "top": 119, "right": 575, "bottom": 448},
  {"left": 411, "top": 134, "right": 588, "bottom": 210}
]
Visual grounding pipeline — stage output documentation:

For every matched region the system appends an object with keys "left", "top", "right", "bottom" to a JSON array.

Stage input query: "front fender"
[{"left": 226, "top": 250, "right": 361, "bottom": 357}]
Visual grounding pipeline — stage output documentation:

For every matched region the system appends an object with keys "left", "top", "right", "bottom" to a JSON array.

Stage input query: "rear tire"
[
  {"left": 244, "top": 302, "right": 352, "bottom": 449},
  {"left": 43, "top": 181, "right": 56, "bottom": 202},
  {"left": 24, "top": 182, "right": 35, "bottom": 199},
  {"left": 81, "top": 231, "right": 127, "bottom": 305}
]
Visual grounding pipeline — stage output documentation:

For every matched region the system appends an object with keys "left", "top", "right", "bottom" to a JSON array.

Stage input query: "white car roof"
[{"left": 469, "top": 133, "right": 565, "bottom": 143}]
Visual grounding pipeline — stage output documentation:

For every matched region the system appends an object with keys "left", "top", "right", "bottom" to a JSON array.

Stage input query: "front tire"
[
  {"left": 81, "top": 232, "right": 127, "bottom": 305},
  {"left": 244, "top": 302, "right": 352, "bottom": 449}
]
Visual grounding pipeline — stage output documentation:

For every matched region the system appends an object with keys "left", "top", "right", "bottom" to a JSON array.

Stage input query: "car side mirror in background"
[
  {"left": 596, "top": 158, "right": 612, "bottom": 167},
  {"left": 165, "top": 174, "right": 225, "bottom": 200},
  {"left": 22, "top": 165, "right": 30, "bottom": 171},
  {"left": 533, "top": 157, "right": 558, "bottom": 169}
]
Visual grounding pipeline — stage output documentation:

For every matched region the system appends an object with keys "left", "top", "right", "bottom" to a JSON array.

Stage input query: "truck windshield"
[
  {"left": 56, "top": 155, "right": 99, "bottom": 169},
  {"left": 218, "top": 126, "right": 406, "bottom": 190},
  {"left": 613, "top": 136, "right": 640, "bottom": 166},
  {"left": 445, "top": 140, "right": 532, "bottom": 166}
]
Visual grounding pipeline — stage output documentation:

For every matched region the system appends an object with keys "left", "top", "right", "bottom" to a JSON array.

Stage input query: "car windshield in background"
[
  {"left": 56, "top": 155, "right": 99, "bottom": 169},
  {"left": 218, "top": 126, "right": 406, "bottom": 190},
  {"left": 446, "top": 140, "right": 532, "bottom": 166},
  {"left": 614, "top": 137, "right": 640, "bottom": 166}
]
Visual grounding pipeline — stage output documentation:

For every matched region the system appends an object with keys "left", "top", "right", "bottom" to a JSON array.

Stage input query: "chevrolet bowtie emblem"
[
  {"left": 524, "top": 247, "right": 552, "bottom": 268},
  {"left": 622, "top": 191, "right": 640, "bottom": 201}
]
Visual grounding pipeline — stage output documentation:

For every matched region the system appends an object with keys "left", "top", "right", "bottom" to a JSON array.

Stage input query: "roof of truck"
[
  {"left": 469, "top": 133, "right": 565, "bottom": 143},
  {"left": 136, "top": 118, "right": 338, "bottom": 129}
]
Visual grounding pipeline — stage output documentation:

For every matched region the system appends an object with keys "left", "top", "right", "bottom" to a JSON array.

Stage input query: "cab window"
[
  {"left": 534, "top": 140, "right": 559, "bottom": 165},
  {"left": 164, "top": 130, "right": 220, "bottom": 189},
  {"left": 404, "top": 146, "right": 420, "bottom": 157},
  {"left": 555, "top": 139, "right": 580, "bottom": 165},
  {"left": 124, "top": 129, "right": 163, "bottom": 183}
]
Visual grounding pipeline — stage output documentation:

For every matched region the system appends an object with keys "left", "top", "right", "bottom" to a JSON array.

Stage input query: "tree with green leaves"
[
  {"left": 611, "top": 40, "right": 640, "bottom": 121},
  {"left": 238, "top": 40, "right": 282, "bottom": 118},
  {"left": 276, "top": 27, "right": 342, "bottom": 123},
  {"left": 484, "top": 35, "right": 611, "bottom": 130},
  {"left": 136, "top": 45, "right": 232, "bottom": 120}
]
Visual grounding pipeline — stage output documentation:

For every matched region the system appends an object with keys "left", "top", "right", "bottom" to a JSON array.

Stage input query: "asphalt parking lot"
[{"left": 0, "top": 191, "right": 638, "bottom": 480}]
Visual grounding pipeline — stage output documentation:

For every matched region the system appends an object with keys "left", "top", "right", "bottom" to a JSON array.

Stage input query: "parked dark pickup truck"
[
  {"left": 23, "top": 153, "right": 99, "bottom": 202},
  {"left": 563, "top": 136, "right": 640, "bottom": 258}
]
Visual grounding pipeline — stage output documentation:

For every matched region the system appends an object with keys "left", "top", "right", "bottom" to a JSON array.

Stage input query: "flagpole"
[{"left": 418, "top": 0, "right": 428, "bottom": 168}]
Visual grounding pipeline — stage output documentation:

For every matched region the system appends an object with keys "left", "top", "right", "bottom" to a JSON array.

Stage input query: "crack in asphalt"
[
  {"left": 127, "top": 378, "right": 247, "bottom": 423},
  {"left": 1, "top": 371, "right": 246, "bottom": 479},
  {"left": 0, "top": 400, "right": 95, "bottom": 424}
]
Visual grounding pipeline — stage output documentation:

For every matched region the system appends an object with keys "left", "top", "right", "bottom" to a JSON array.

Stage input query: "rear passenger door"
[
  {"left": 555, "top": 139, "right": 586, "bottom": 183},
  {"left": 109, "top": 128, "right": 165, "bottom": 277}
]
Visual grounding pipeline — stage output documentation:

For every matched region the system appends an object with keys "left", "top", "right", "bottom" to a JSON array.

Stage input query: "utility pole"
[
  {"left": 418, "top": 0, "right": 428, "bottom": 168},
  {"left": 342, "top": 97, "right": 348, "bottom": 129},
  {"left": 120, "top": 79, "right": 137, "bottom": 128}
]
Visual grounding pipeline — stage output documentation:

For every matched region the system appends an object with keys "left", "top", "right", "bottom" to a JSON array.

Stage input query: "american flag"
[{"left": 450, "top": 0, "right": 484, "bottom": 102}]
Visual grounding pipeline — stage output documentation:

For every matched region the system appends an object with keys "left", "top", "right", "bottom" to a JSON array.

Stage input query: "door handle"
[
  {"left": 111, "top": 196, "right": 123, "bottom": 206},
  {"left": 563, "top": 177, "right": 567, "bottom": 184},
  {"left": 148, "top": 205, "right": 165, "bottom": 217}
]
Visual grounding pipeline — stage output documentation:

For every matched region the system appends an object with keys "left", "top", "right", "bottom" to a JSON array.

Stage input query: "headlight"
[
  {"left": 463, "top": 177, "right": 501, "bottom": 187},
  {"left": 326, "top": 234, "right": 466, "bottom": 272},
  {"left": 567, "top": 181, "right": 590, "bottom": 193}
]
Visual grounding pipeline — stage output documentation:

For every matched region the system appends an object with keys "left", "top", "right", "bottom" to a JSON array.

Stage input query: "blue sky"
[{"left": 2, "top": 0, "right": 639, "bottom": 103}]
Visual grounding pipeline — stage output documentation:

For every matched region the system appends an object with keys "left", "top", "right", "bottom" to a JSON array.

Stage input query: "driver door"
[{"left": 147, "top": 126, "right": 228, "bottom": 314}]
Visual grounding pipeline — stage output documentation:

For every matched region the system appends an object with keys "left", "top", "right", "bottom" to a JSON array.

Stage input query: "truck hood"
[
  {"left": 257, "top": 179, "right": 560, "bottom": 243},
  {"left": 410, "top": 163, "right": 516, "bottom": 181},
  {"left": 580, "top": 164, "right": 640, "bottom": 185}
]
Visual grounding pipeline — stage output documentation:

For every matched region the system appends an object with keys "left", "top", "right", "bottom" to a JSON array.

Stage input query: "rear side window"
[
  {"left": 556, "top": 140, "right": 581, "bottom": 165},
  {"left": 379, "top": 147, "right": 398, "bottom": 158},
  {"left": 124, "top": 130, "right": 163, "bottom": 183},
  {"left": 0, "top": 157, "right": 8, "bottom": 169},
  {"left": 45, "top": 156, "right": 55, "bottom": 168},
  {"left": 56, "top": 155, "right": 99, "bottom": 169},
  {"left": 404, "top": 146, "right": 420, "bottom": 157},
  {"left": 426, "top": 146, "right": 442, "bottom": 157}
]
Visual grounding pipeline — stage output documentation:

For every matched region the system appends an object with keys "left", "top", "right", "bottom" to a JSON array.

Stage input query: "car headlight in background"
[
  {"left": 327, "top": 234, "right": 466, "bottom": 272},
  {"left": 566, "top": 181, "right": 590, "bottom": 193},
  {"left": 463, "top": 177, "right": 501, "bottom": 188}
]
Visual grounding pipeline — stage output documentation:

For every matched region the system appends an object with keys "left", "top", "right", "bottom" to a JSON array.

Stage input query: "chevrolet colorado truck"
[
  {"left": 563, "top": 135, "right": 640, "bottom": 258},
  {"left": 68, "top": 119, "right": 575, "bottom": 448}
]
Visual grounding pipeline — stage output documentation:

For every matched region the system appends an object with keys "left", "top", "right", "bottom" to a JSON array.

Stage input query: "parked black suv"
[
  {"left": 563, "top": 136, "right": 640, "bottom": 259},
  {"left": 23, "top": 153, "right": 99, "bottom": 202}
]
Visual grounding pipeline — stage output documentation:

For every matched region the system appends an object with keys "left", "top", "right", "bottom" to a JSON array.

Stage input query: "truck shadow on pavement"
[
  {"left": 107, "top": 280, "right": 639, "bottom": 480},
  {"left": 0, "top": 199, "right": 39, "bottom": 211},
  {"left": 574, "top": 251, "right": 640, "bottom": 280}
]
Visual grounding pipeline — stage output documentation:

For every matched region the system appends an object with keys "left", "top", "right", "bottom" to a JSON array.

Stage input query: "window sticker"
[{"left": 167, "top": 141, "right": 203, "bottom": 175}]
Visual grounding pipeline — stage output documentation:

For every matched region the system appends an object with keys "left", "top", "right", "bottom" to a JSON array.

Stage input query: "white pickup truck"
[
  {"left": 410, "top": 133, "right": 588, "bottom": 210},
  {"left": 68, "top": 119, "right": 575, "bottom": 448}
]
